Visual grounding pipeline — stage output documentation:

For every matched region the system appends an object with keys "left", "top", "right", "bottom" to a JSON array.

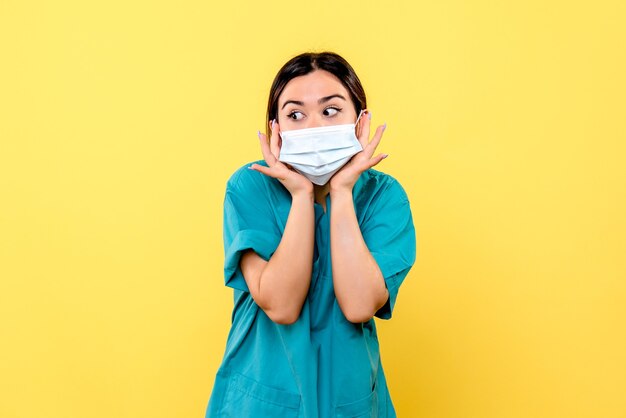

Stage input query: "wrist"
[
  {"left": 329, "top": 185, "right": 353, "bottom": 199},
  {"left": 291, "top": 188, "right": 315, "bottom": 202}
]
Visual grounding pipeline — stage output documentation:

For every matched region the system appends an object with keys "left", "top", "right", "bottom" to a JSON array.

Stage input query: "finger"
[
  {"left": 269, "top": 119, "right": 281, "bottom": 159},
  {"left": 366, "top": 153, "right": 389, "bottom": 169},
  {"left": 364, "top": 124, "right": 386, "bottom": 157},
  {"left": 257, "top": 131, "right": 277, "bottom": 165},
  {"left": 357, "top": 110, "right": 371, "bottom": 148},
  {"left": 248, "top": 163, "right": 276, "bottom": 178}
]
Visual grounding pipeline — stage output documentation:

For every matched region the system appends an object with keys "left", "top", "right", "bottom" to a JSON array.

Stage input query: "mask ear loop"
[
  {"left": 355, "top": 109, "right": 365, "bottom": 126},
  {"left": 354, "top": 109, "right": 365, "bottom": 136}
]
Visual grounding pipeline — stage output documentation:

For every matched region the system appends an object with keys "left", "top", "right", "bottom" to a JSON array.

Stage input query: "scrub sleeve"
[
  {"left": 361, "top": 180, "right": 416, "bottom": 320},
  {"left": 222, "top": 168, "right": 283, "bottom": 293}
]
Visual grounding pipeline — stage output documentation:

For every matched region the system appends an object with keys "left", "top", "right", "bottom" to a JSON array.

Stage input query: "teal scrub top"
[{"left": 205, "top": 160, "right": 416, "bottom": 418}]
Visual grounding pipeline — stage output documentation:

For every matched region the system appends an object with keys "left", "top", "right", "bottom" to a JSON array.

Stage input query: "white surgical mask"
[{"left": 278, "top": 110, "right": 365, "bottom": 185}]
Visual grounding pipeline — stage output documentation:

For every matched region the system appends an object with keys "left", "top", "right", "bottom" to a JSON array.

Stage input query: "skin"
[{"left": 244, "top": 69, "right": 389, "bottom": 324}]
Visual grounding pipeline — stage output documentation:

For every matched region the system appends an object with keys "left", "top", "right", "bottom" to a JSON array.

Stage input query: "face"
[{"left": 276, "top": 70, "right": 359, "bottom": 131}]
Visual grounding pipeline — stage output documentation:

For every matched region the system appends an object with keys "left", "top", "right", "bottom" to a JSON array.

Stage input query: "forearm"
[
  {"left": 257, "top": 191, "right": 315, "bottom": 322},
  {"left": 330, "top": 188, "right": 389, "bottom": 323}
]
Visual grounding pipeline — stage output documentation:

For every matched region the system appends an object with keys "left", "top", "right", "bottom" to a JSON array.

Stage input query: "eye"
[
  {"left": 323, "top": 106, "right": 341, "bottom": 117},
  {"left": 287, "top": 110, "right": 304, "bottom": 120}
]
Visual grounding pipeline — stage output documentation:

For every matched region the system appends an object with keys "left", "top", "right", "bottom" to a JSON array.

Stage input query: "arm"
[
  {"left": 240, "top": 190, "right": 314, "bottom": 325},
  {"left": 328, "top": 111, "right": 389, "bottom": 323},
  {"left": 330, "top": 188, "right": 389, "bottom": 323},
  {"left": 242, "top": 120, "right": 315, "bottom": 325}
]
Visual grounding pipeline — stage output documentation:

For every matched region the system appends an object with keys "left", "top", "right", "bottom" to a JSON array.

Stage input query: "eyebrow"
[{"left": 281, "top": 94, "right": 347, "bottom": 110}]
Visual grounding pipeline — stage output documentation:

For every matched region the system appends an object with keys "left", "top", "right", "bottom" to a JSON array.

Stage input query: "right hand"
[{"left": 249, "top": 120, "right": 313, "bottom": 196}]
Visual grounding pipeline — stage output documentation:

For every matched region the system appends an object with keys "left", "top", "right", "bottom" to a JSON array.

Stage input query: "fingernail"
[
  {"left": 383, "top": 123, "right": 387, "bottom": 131},
  {"left": 271, "top": 119, "right": 275, "bottom": 129},
  {"left": 383, "top": 154, "right": 389, "bottom": 159},
  {"left": 248, "top": 165, "right": 254, "bottom": 170},
  {"left": 257, "top": 130, "right": 261, "bottom": 138},
  {"left": 368, "top": 111, "right": 372, "bottom": 120}
]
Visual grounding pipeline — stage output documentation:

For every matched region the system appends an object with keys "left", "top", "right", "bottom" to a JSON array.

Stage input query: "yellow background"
[{"left": 1, "top": 0, "right": 625, "bottom": 417}]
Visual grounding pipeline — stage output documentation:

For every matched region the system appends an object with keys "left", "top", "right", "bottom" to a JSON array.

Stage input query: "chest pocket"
[{"left": 221, "top": 371, "right": 301, "bottom": 418}]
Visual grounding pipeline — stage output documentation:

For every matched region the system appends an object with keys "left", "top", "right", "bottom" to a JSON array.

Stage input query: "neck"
[{"left": 314, "top": 183, "right": 331, "bottom": 211}]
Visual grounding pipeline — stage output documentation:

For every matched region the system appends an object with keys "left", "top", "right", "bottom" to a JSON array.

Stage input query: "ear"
[
  {"left": 355, "top": 109, "right": 367, "bottom": 133},
  {"left": 358, "top": 108, "right": 368, "bottom": 123}
]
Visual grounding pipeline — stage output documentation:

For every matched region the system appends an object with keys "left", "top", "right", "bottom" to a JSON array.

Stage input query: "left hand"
[{"left": 329, "top": 110, "right": 388, "bottom": 192}]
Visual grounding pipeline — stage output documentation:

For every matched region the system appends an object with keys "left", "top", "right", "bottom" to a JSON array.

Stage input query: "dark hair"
[{"left": 265, "top": 51, "right": 367, "bottom": 135}]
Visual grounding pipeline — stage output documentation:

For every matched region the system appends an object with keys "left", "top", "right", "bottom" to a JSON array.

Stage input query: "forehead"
[{"left": 278, "top": 70, "right": 350, "bottom": 107}]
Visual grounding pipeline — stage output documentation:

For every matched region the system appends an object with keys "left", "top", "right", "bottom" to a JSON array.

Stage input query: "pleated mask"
[{"left": 278, "top": 110, "right": 365, "bottom": 185}]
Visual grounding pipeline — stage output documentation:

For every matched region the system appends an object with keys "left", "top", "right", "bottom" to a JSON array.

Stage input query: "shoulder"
[
  {"left": 226, "top": 160, "right": 277, "bottom": 193},
  {"left": 356, "top": 168, "right": 410, "bottom": 204}
]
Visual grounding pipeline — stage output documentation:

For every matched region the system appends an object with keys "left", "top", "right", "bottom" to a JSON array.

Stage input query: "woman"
[{"left": 205, "top": 51, "right": 416, "bottom": 418}]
